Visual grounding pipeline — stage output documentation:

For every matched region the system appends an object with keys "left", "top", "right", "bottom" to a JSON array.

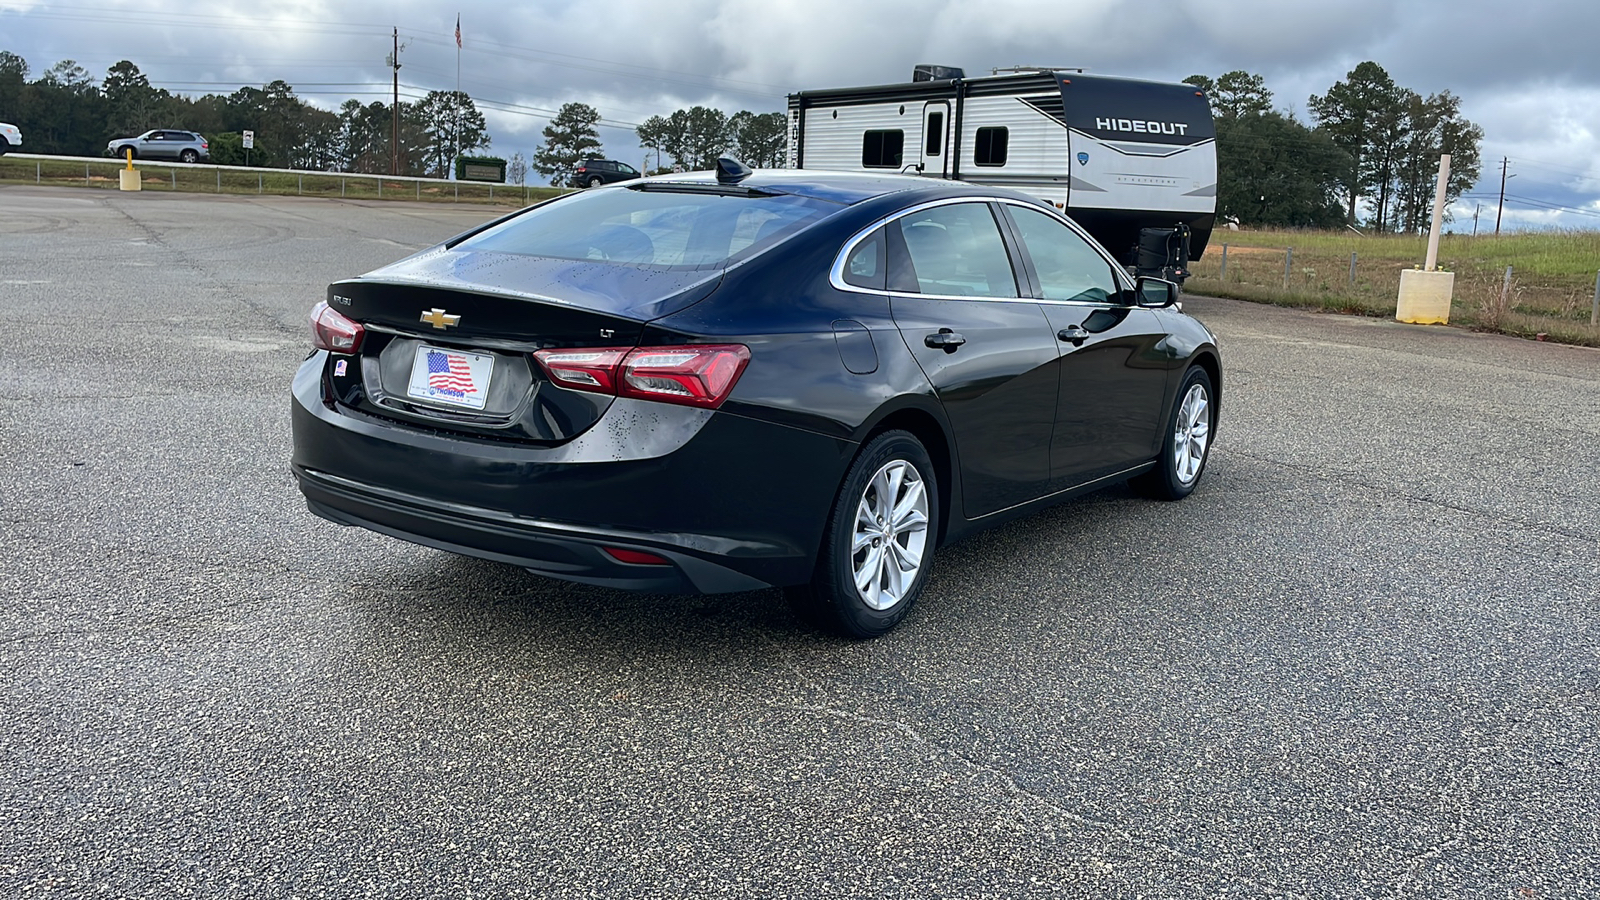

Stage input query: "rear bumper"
[
  {"left": 290, "top": 352, "right": 854, "bottom": 594},
  {"left": 295, "top": 465, "right": 771, "bottom": 593}
]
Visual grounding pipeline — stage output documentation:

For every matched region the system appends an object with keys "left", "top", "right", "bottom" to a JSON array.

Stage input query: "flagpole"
[{"left": 454, "top": 13, "right": 461, "bottom": 179}]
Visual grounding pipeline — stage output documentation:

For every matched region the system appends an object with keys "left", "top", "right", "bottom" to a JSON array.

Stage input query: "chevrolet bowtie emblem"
[{"left": 420, "top": 308, "right": 461, "bottom": 329}]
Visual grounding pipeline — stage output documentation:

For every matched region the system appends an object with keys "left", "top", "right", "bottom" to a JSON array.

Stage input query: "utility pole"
[
  {"left": 1494, "top": 157, "right": 1509, "bottom": 235},
  {"left": 1472, "top": 202, "right": 1481, "bottom": 236},
  {"left": 390, "top": 27, "right": 401, "bottom": 176}
]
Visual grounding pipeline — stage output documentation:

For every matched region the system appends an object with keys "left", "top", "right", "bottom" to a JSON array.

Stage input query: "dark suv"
[
  {"left": 572, "top": 159, "right": 640, "bottom": 188},
  {"left": 106, "top": 130, "right": 210, "bottom": 163}
]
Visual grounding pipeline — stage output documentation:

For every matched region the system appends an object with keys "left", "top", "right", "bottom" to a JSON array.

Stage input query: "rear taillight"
[
  {"left": 533, "top": 344, "right": 750, "bottom": 409},
  {"left": 309, "top": 301, "right": 364, "bottom": 352},
  {"left": 534, "top": 348, "right": 626, "bottom": 392}
]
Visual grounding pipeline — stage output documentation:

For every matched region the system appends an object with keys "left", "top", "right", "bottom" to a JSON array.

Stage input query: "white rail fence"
[{"left": 3, "top": 152, "right": 550, "bottom": 201}]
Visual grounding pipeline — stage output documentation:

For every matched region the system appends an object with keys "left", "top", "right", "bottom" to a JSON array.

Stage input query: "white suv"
[{"left": 0, "top": 122, "right": 20, "bottom": 154}]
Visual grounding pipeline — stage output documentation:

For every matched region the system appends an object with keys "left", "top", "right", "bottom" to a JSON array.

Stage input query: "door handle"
[
  {"left": 924, "top": 329, "right": 966, "bottom": 352},
  {"left": 1057, "top": 325, "right": 1089, "bottom": 347}
]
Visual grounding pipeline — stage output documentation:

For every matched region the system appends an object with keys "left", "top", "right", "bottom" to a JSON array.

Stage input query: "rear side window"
[
  {"left": 457, "top": 187, "right": 838, "bottom": 270},
  {"left": 862, "top": 130, "right": 904, "bottom": 168},
  {"left": 974, "top": 127, "right": 1009, "bottom": 167},
  {"left": 893, "top": 203, "right": 1018, "bottom": 298},
  {"left": 842, "top": 228, "right": 885, "bottom": 290}
]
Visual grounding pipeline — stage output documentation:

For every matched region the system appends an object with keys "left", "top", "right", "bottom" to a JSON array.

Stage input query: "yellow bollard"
[{"left": 118, "top": 147, "right": 142, "bottom": 192}]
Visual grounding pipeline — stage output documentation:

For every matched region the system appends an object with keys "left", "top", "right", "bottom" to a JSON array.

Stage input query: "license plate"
[{"left": 406, "top": 345, "right": 494, "bottom": 410}]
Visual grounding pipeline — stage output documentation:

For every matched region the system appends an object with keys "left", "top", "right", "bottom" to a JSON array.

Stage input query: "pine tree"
[{"left": 534, "top": 102, "right": 602, "bottom": 186}]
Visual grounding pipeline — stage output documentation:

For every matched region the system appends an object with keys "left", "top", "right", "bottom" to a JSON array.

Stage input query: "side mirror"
[{"left": 1134, "top": 276, "right": 1179, "bottom": 309}]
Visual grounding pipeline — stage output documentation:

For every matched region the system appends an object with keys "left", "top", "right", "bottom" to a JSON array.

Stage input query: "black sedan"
[{"left": 291, "top": 161, "right": 1220, "bottom": 638}]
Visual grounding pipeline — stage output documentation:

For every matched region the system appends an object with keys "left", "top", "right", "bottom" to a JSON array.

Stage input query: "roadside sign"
[{"left": 242, "top": 130, "right": 255, "bottom": 149}]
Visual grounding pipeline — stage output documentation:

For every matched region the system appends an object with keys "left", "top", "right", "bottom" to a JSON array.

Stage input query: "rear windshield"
[{"left": 457, "top": 187, "right": 839, "bottom": 270}]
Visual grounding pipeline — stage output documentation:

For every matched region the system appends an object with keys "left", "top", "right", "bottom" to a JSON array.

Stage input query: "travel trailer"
[{"left": 787, "top": 67, "right": 1218, "bottom": 280}]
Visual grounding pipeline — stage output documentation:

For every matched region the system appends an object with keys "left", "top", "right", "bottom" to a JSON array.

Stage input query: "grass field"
[
  {"left": 1189, "top": 228, "right": 1600, "bottom": 346},
  {"left": 0, "top": 155, "right": 563, "bottom": 208}
]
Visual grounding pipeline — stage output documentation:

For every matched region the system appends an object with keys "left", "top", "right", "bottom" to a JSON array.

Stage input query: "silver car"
[
  {"left": 0, "top": 122, "right": 20, "bottom": 154},
  {"left": 106, "top": 130, "right": 210, "bottom": 163}
]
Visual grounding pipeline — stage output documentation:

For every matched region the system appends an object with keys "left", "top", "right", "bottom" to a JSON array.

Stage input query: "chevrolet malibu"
[{"left": 291, "top": 162, "right": 1220, "bottom": 638}]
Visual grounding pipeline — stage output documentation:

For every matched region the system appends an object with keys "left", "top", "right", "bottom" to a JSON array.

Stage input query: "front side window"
[
  {"left": 974, "top": 127, "right": 1009, "bottom": 167},
  {"left": 1006, "top": 205, "right": 1121, "bottom": 304},
  {"left": 893, "top": 203, "right": 1018, "bottom": 298},
  {"left": 862, "top": 130, "right": 904, "bottom": 168},
  {"left": 458, "top": 187, "right": 837, "bottom": 269}
]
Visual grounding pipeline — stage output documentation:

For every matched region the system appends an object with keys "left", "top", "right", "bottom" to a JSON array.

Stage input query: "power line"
[
  {"left": 6, "top": 5, "right": 786, "bottom": 101},
  {"left": 1501, "top": 194, "right": 1600, "bottom": 219},
  {"left": 1506, "top": 157, "right": 1596, "bottom": 179}
]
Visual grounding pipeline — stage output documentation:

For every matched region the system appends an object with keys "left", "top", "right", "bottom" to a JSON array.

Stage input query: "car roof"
[{"left": 636, "top": 168, "right": 1027, "bottom": 206}]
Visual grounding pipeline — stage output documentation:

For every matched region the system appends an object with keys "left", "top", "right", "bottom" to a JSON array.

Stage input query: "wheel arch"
[
  {"left": 856, "top": 400, "right": 957, "bottom": 547},
  {"left": 1188, "top": 345, "right": 1222, "bottom": 422}
]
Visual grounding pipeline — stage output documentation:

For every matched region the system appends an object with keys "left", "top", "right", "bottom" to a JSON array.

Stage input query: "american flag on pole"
[
  {"left": 427, "top": 349, "right": 474, "bottom": 397},
  {"left": 455, "top": 14, "right": 461, "bottom": 48}
]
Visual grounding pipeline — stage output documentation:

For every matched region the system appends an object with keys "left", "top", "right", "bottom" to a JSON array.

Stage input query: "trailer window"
[
  {"left": 862, "top": 130, "right": 905, "bottom": 169},
  {"left": 974, "top": 127, "right": 1009, "bottom": 167},
  {"left": 925, "top": 112, "right": 944, "bottom": 156}
]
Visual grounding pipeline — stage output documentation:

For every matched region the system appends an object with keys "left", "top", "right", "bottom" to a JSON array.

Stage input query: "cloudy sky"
[{"left": 3, "top": 0, "right": 1597, "bottom": 229}]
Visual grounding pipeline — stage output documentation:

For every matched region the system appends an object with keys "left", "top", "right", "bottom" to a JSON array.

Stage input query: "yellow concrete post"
[{"left": 118, "top": 147, "right": 142, "bottom": 192}]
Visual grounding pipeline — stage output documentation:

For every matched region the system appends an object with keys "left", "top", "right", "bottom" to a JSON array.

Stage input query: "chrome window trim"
[{"left": 828, "top": 195, "right": 1135, "bottom": 307}]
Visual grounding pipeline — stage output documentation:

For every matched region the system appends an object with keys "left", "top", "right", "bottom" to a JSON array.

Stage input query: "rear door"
[
  {"left": 998, "top": 201, "right": 1174, "bottom": 486},
  {"left": 160, "top": 131, "right": 185, "bottom": 159},
  {"left": 886, "top": 200, "right": 1058, "bottom": 519}
]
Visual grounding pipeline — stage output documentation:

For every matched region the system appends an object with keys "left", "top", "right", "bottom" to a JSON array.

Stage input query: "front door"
[
  {"left": 887, "top": 201, "right": 1058, "bottom": 519},
  {"left": 998, "top": 202, "right": 1174, "bottom": 486}
]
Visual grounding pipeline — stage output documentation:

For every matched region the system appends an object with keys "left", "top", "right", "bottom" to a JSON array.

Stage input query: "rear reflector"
[
  {"left": 534, "top": 344, "right": 750, "bottom": 409},
  {"left": 603, "top": 547, "right": 671, "bottom": 566},
  {"left": 310, "top": 301, "right": 364, "bottom": 352}
]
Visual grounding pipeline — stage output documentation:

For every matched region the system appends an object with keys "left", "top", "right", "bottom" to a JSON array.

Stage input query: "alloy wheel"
[
  {"left": 850, "top": 459, "right": 930, "bottom": 611},
  {"left": 1173, "top": 382, "right": 1210, "bottom": 484}
]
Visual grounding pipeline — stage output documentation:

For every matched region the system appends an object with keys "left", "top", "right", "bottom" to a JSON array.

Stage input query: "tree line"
[
  {"left": 3, "top": 46, "right": 1481, "bottom": 229},
  {"left": 0, "top": 50, "right": 489, "bottom": 177},
  {"left": 1185, "top": 61, "right": 1482, "bottom": 232},
  {"left": 528, "top": 102, "right": 786, "bottom": 187}
]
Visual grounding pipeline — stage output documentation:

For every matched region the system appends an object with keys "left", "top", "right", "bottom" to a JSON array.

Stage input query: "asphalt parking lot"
[{"left": 2, "top": 185, "right": 1597, "bottom": 898}]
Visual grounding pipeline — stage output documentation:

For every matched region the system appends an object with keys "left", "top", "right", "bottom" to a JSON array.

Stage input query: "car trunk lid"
[{"left": 322, "top": 249, "right": 722, "bottom": 444}]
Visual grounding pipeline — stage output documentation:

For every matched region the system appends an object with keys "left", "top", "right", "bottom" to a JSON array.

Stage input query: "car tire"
[
  {"left": 587, "top": 176, "right": 604, "bottom": 188},
  {"left": 1133, "top": 365, "right": 1215, "bottom": 501},
  {"left": 117, "top": 146, "right": 136, "bottom": 161},
  {"left": 785, "top": 430, "right": 938, "bottom": 639},
  {"left": 0, "top": 137, "right": 9, "bottom": 155},
  {"left": 180, "top": 149, "right": 198, "bottom": 163}
]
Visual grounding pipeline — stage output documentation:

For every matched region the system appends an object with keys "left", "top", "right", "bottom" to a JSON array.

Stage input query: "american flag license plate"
[{"left": 405, "top": 345, "right": 494, "bottom": 410}]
